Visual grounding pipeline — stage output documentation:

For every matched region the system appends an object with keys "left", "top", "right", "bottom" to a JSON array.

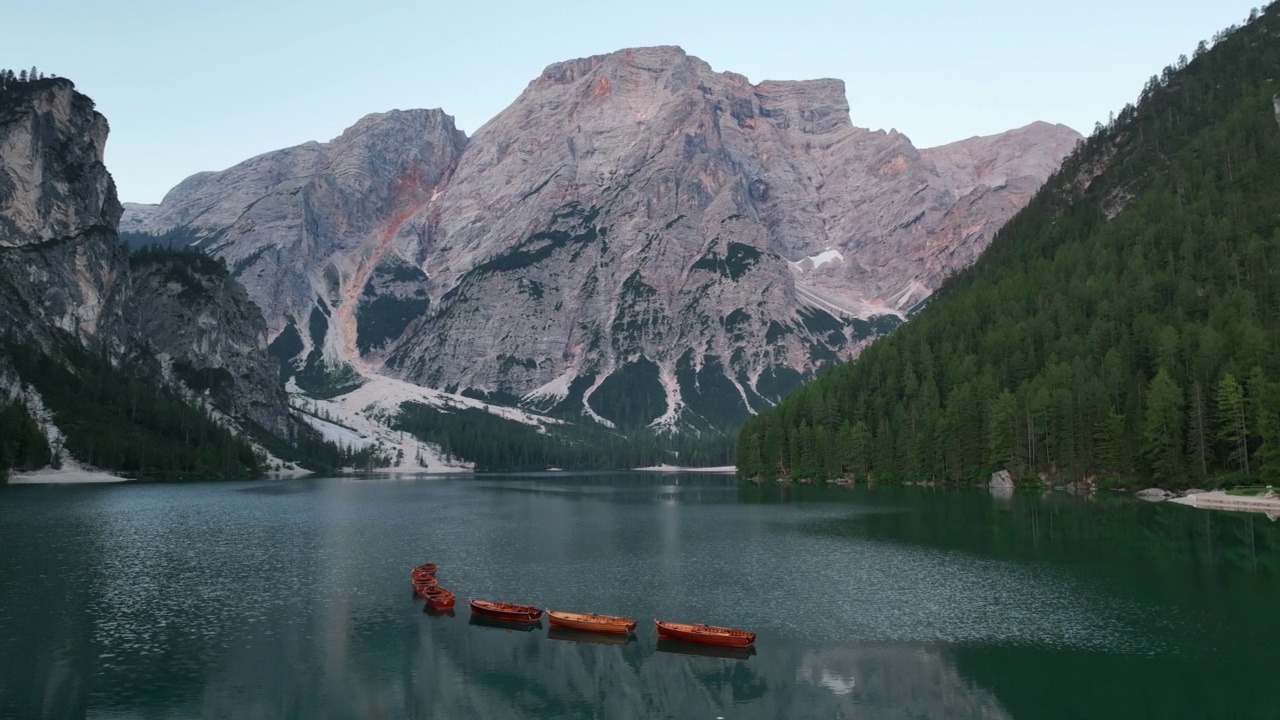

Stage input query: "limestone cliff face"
[
  {"left": 123, "top": 47, "right": 1081, "bottom": 429},
  {"left": 0, "top": 78, "right": 297, "bottom": 455},
  {"left": 0, "top": 78, "right": 130, "bottom": 348},
  {"left": 919, "top": 121, "right": 1083, "bottom": 290},
  {"left": 125, "top": 109, "right": 466, "bottom": 376},
  {"left": 0, "top": 78, "right": 132, "bottom": 388},
  {"left": 129, "top": 251, "right": 293, "bottom": 436},
  {"left": 0, "top": 80, "right": 120, "bottom": 248}
]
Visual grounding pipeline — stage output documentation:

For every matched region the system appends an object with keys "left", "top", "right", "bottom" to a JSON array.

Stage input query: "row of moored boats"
[{"left": 411, "top": 562, "right": 756, "bottom": 649}]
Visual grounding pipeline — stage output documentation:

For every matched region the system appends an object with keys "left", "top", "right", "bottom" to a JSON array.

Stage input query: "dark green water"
[{"left": 0, "top": 474, "right": 1277, "bottom": 719}]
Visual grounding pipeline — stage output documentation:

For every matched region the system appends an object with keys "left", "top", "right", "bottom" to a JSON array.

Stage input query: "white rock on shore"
[{"left": 1170, "top": 490, "right": 1280, "bottom": 517}]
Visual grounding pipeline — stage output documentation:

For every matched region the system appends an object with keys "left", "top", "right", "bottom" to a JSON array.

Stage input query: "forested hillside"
[
  {"left": 737, "top": 6, "right": 1280, "bottom": 488},
  {"left": 393, "top": 402, "right": 735, "bottom": 471},
  {"left": 0, "top": 399, "right": 50, "bottom": 481}
]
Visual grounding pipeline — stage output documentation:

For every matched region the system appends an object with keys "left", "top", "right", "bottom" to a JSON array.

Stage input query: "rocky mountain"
[
  {"left": 735, "top": 6, "right": 1280, "bottom": 486},
  {"left": 123, "top": 47, "right": 1080, "bottom": 431},
  {"left": 128, "top": 248, "right": 293, "bottom": 436},
  {"left": 0, "top": 76, "right": 129, "bottom": 349},
  {"left": 122, "top": 108, "right": 466, "bottom": 398},
  {"left": 0, "top": 76, "right": 308, "bottom": 478}
]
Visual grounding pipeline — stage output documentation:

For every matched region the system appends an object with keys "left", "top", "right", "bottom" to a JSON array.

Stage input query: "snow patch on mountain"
[{"left": 788, "top": 249, "right": 845, "bottom": 272}]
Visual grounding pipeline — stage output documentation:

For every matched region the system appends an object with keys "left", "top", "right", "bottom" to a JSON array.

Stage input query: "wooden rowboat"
[
  {"left": 546, "top": 610, "right": 637, "bottom": 635},
  {"left": 469, "top": 614, "right": 541, "bottom": 632},
  {"left": 413, "top": 582, "right": 440, "bottom": 599},
  {"left": 469, "top": 598, "right": 543, "bottom": 623},
  {"left": 412, "top": 575, "right": 438, "bottom": 589},
  {"left": 411, "top": 562, "right": 438, "bottom": 580},
  {"left": 654, "top": 619, "right": 755, "bottom": 647},
  {"left": 425, "top": 587, "right": 456, "bottom": 609}
]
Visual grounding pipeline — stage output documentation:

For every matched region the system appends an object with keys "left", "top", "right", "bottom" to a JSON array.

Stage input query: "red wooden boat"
[
  {"left": 425, "top": 587, "right": 456, "bottom": 609},
  {"left": 654, "top": 619, "right": 755, "bottom": 647},
  {"left": 546, "top": 610, "right": 637, "bottom": 635},
  {"left": 413, "top": 582, "right": 440, "bottom": 599},
  {"left": 411, "top": 562, "right": 438, "bottom": 580},
  {"left": 412, "top": 575, "right": 438, "bottom": 589},
  {"left": 469, "top": 615, "right": 540, "bottom": 631},
  {"left": 469, "top": 598, "right": 543, "bottom": 623}
]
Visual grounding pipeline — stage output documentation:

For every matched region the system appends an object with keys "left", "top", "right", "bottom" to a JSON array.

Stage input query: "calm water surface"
[{"left": 0, "top": 473, "right": 1277, "bottom": 719}]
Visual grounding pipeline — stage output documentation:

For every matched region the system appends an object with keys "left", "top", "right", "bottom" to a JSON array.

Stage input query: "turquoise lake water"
[{"left": 0, "top": 473, "right": 1276, "bottom": 718}]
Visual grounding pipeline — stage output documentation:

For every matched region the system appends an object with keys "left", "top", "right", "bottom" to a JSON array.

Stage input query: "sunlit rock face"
[
  {"left": 0, "top": 79, "right": 295, "bottom": 443},
  {"left": 123, "top": 47, "right": 1079, "bottom": 429},
  {"left": 0, "top": 79, "right": 128, "bottom": 347}
]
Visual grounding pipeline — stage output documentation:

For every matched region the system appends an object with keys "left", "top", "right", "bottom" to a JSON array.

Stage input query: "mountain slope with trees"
[
  {"left": 737, "top": 6, "right": 1280, "bottom": 489},
  {"left": 0, "top": 73, "right": 366, "bottom": 481}
]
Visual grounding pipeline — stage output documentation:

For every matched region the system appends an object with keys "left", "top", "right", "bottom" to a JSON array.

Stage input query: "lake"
[{"left": 0, "top": 473, "right": 1276, "bottom": 719}]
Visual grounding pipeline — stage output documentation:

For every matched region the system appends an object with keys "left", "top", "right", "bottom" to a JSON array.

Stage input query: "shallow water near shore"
[{"left": 1, "top": 473, "right": 1277, "bottom": 719}]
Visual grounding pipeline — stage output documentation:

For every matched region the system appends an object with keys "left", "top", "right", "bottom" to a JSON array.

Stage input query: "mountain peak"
[
  {"left": 536, "top": 45, "right": 696, "bottom": 85},
  {"left": 335, "top": 107, "right": 462, "bottom": 145},
  {"left": 121, "top": 48, "right": 1080, "bottom": 432}
]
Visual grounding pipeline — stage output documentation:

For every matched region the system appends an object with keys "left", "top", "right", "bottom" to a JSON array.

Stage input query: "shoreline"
[
  {"left": 1168, "top": 490, "right": 1280, "bottom": 516},
  {"left": 633, "top": 464, "right": 737, "bottom": 473},
  {"left": 7, "top": 467, "right": 129, "bottom": 485}
]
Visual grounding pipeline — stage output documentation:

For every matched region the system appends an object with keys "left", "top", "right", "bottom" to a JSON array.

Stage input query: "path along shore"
[
  {"left": 633, "top": 464, "right": 737, "bottom": 473},
  {"left": 1169, "top": 490, "right": 1280, "bottom": 517}
]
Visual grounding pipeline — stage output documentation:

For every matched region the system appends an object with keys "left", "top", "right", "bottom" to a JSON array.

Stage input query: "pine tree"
[
  {"left": 849, "top": 420, "right": 871, "bottom": 477},
  {"left": 987, "top": 390, "right": 1019, "bottom": 471},
  {"left": 1246, "top": 366, "right": 1269, "bottom": 444},
  {"left": 1096, "top": 409, "right": 1129, "bottom": 475},
  {"left": 1143, "top": 369, "right": 1185, "bottom": 482},
  {"left": 1186, "top": 381, "right": 1212, "bottom": 479},
  {"left": 1254, "top": 381, "right": 1280, "bottom": 483},
  {"left": 1215, "top": 373, "right": 1250, "bottom": 474}
]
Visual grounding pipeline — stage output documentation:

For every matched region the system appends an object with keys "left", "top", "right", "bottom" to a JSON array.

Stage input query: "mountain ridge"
[
  {"left": 121, "top": 46, "right": 1080, "bottom": 432},
  {"left": 735, "top": 8, "right": 1280, "bottom": 487}
]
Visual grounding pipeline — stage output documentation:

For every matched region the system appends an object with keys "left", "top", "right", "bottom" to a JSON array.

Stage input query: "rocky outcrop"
[
  {"left": 0, "top": 78, "right": 303, "bottom": 470},
  {"left": 125, "top": 109, "right": 466, "bottom": 369},
  {"left": 119, "top": 202, "right": 157, "bottom": 234},
  {"left": 129, "top": 250, "right": 293, "bottom": 436},
  {"left": 123, "top": 47, "right": 1080, "bottom": 429},
  {"left": 0, "top": 79, "right": 120, "bottom": 248},
  {"left": 0, "top": 78, "right": 130, "bottom": 349}
]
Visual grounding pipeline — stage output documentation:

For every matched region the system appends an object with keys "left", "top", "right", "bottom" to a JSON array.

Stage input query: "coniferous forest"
[
  {"left": 0, "top": 399, "right": 50, "bottom": 481},
  {"left": 5, "top": 340, "right": 265, "bottom": 480},
  {"left": 737, "top": 6, "right": 1280, "bottom": 489},
  {"left": 393, "top": 402, "right": 736, "bottom": 471}
]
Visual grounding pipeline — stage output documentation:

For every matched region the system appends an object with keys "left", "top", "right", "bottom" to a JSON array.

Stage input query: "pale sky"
[{"left": 1, "top": 0, "right": 1254, "bottom": 203}]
